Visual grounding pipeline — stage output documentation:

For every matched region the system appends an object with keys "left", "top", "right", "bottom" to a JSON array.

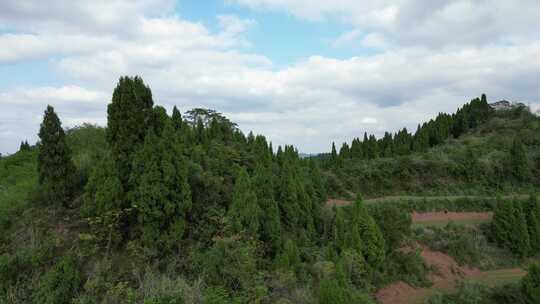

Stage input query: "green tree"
[
  {"left": 370, "top": 204, "right": 412, "bottom": 253},
  {"left": 253, "top": 164, "right": 281, "bottom": 252},
  {"left": 82, "top": 152, "right": 124, "bottom": 250},
  {"left": 492, "top": 199, "right": 531, "bottom": 257},
  {"left": 353, "top": 195, "right": 385, "bottom": 268},
  {"left": 508, "top": 138, "right": 530, "bottom": 181},
  {"left": 524, "top": 194, "right": 540, "bottom": 254},
  {"left": 201, "top": 237, "right": 265, "bottom": 301},
  {"left": 278, "top": 162, "right": 301, "bottom": 230},
  {"left": 522, "top": 263, "right": 540, "bottom": 304},
  {"left": 106, "top": 76, "right": 154, "bottom": 188},
  {"left": 35, "top": 255, "right": 82, "bottom": 304},
  {"left": 513, "top": 201, "right": 531, "bottom": 257},
  {"left": 331, "top": 142, "right": 338, "bottom": 166},
  {"left": 129, "top": 123, "right": 192, "bottom": 252},
  {"left": 319, "top": 276, "right": 348, "bottom": 304},
  {"left": 19, "top": 140, "right": 30, "bottom": 152},
  {"left": 228, "top": 167, "right": 260, "bottom": 236},
  {"left": 37, "top": 105, "right": 76, "bottom": 207},
  {"left": 492, "top": 197, "right": 514, "bottom": 249},
  {"left": 276, "top": 239, "right": 301, "bottom": 273}
]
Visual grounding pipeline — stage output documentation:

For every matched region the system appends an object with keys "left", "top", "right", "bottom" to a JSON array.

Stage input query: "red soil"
[{"left": 375, "top": 246, "right": 481, "bottom": 304}]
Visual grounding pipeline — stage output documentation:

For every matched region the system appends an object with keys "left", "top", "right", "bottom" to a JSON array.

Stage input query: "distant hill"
[{"left": 320, "top": 97, "right": 539, "bottom": 199}]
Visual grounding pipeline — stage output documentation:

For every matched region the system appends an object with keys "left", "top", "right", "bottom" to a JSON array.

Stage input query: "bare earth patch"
[{"left": 376, "top": 247, "right": 481, "bottom": 304}]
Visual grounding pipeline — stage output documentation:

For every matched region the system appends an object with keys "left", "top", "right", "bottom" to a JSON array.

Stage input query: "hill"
[
  {"left": 1, "top": 79, "right": 540, "bottom": 304},
  {"left": 320, "top": 98, "right": 540, "bottom": 199}
]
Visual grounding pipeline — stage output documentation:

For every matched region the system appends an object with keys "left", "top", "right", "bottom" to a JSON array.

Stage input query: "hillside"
[
  {"left": 1, "top": 79, "right": 540, "bottom": 304},
  {"left": 321, "top": 99, "right": 540, "bottom": 199}
]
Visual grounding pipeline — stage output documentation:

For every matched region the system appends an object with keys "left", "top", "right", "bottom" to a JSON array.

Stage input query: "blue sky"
[
  {"left": 177, "top": 0, "right": 373, "bottom": 66},
  {"left": 1, "top": 0, "right": 540, "bottom": 154}
]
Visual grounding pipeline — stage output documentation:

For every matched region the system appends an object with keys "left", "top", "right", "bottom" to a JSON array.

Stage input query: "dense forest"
[{"left": 1, "top": 76, "right": 540, "bottom": 304}]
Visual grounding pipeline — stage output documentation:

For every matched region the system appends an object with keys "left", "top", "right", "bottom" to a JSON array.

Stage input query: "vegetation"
[
  {"left": 427, "top": 263, "right": 540, "bottom": 304},
  {"left": 320, "top": 97, "right": 540, "bottom": 198},
  {"left": 491, "top": 194, "right": 540, "bottom": 257},
  {"left": 1, "top": 77, "right": 539, "bottom": 303}
]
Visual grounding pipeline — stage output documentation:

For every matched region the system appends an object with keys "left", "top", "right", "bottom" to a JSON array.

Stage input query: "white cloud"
[
  {"left": 231, "top": 0, "right": 540, "bottom": 48},
  {"left": 0, "top": 86, "right": 108, "bottom": 153},
  {"left": 0, "top": 0, "right": 539, "bottom": 155}
]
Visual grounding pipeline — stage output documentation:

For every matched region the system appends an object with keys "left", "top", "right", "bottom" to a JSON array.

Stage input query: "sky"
[{"left": 1, "top": 1, "right": 540, "bottom": 154}]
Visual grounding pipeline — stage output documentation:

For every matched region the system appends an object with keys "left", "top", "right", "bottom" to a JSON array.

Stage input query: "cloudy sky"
[{"left": 1, "top": 0, "right": 539, "bottom": 154}]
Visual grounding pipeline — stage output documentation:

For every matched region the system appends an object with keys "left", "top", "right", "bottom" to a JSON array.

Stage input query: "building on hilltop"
[{"left": 489, "top": 100, "right": 513, "bottom": 111}]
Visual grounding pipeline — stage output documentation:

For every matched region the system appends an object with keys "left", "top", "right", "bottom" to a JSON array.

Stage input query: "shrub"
[
  {"left": 522, "top": 263, "right": 540, "bottom": 304},
  {"left": 34, "top": 255, "right": 82, "bottom": 304}
]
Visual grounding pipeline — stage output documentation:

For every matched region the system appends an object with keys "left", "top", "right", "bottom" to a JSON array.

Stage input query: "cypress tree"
[
  {"left": 228, "top": 167, "right": 260, "bottom": 236},
  {"left": 319, "top": 275, "right": 348, "bottom": 304},
  {"left": 513, "top": 201, "right": 531, "bottom": 257},
  {"left": 339, "top": 143, "right": 350, "bottom": 160},
  {"left": 352, "top": 195, "right": 385, "bottom": 268},
  {"left": 334, "top": 207, "right": 348, "bottom": 252},
  {"left": 278, "top": 161, "right": 301, "bottom": 230},
  {"left": 253, "top": 164, "right": 281, "bottom": 252},
  {"left": 493, "top": 198, "right": 531, "bottom": 257},
  {"left": 522, "top": 263, "right": 540, "bottom": 304},
  {"left": 195, "top": 117, "right": 207, "bottom": 144},
  {"left": 492, "top": 198, "right": 515, "bottom": 250},
  {"left": 129, "top": 122, "right": 192, "bottom": 251},
  {"left": 37, "top": 105, "right": 76, "bottom": 207},
  {"left": 171, "top": 106, "right": 184, "bottom": 131},
  {"left": 331, "top": 142, "right": 338, "bottom": 166},
  {"left": 106, "top": 76, "right": 154, "bottom": 188},
  {"left": 525, "top": 194, "right": 540, "bottom": 253},
  {"left": 19, "top": 140, "right": 30, "bottom": 152},
  {"left": 151, "top": 105, "right": 169, "bottom": 136},
  {"left": 508, "top": 138, "right": 530, "bottom": 181},
  {"left": 277, "top": 239, "right": 301, "bottom": 273}
]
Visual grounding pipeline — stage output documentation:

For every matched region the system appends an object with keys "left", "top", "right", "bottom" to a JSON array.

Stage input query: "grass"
[
  {"left": 466, "top": 268, "right": 526, "bottom": 287},
  {"left": 405, "top": 268, "right": 526, "bottom": 304},
  {"left": 0, "top": 150, "right": 38, "bottom": 228}
]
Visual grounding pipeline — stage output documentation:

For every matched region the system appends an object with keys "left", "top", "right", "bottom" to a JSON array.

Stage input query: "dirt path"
[
  {"left": 325, "top": 194, "right": 528, "bottom": 208},
  {"left": 375, "top": 247, "right": 524, "bottom": 304},
  {"left": 412, "top": 211, "right": 493, "bottom": 223}
]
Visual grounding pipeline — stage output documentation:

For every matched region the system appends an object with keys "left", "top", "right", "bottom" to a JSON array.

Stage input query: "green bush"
[
  {"left": 416, "top": 223, "right": 518, "bottom": 270},
  {"left": 203, "top": 287, "right": 235, "bottom": 304},
  {"left": 34, "top": 255, "right": 82, "bottom": 304},
  {"left": 522, "top": 263, "right": 540, "bottom": 304},
  {"left": 378, "top": 251, "right": 431, "bottom": 288}
]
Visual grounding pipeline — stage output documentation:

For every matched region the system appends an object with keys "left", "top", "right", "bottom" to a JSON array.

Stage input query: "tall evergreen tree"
[
  {"left": 513, "top": 201, "right": 531, "bottom": 257},
  {"left": 492, "top": 198, "right": 515, "bottom": 250},
  {"left": 331, "top": 142, "right": 338, "bottom": 166},
  {"left": 106, "top": 76, "right": 154, "bottom": 188},
  {"left": 37, "top": 105, "right": 76, "bottom": 207},
  {"left": 253, "top": 164, "right": 281, "bottom": 252},
  {"left": 278, "top": 161, "right": 301, "bottom": 230},
  {"left": 508, "top": 137, "right": 531, "bottom": 181},
  {"left": 333, "top": 207, "right": 348, "bottom": 252},
  {"left": 228, "top": 167, "right": 260, "bottom": 236},
  {"left": 352, "top": 195, "right": 385, "bottom": 268},
  {"left": 524, "top": 194, "right": 540, "bottom": 253},
  {"left": 492, "top": 198, "right": 531, "bottom": 257},
  {"left": 129, "top": 123, "right": 192, "bottom": 251},
  {"left": 171, "top": 106, "right": 184, "bottom": 131},
  {"left": 19, "top": 140, "right": 30, "bottom": 152},
  {"left": 522, "top": 263, "right": 540, "bottom": 304}
]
